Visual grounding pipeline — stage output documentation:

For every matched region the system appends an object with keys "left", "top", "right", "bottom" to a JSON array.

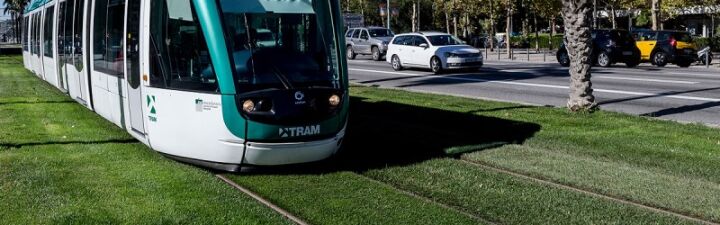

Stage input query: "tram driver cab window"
[{"left": 148, "top": 0, "right": 217, "bottom": 93}]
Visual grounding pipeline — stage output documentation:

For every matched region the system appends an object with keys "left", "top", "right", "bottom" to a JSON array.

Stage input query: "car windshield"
[
  {"left": 218, "top": 0, "right": 342, "bottom": 92},
  {"left": 369, "top": 29, "right": 393, "bottom": 37},
  {"left": 427, "top": 35, "right": 464, "bottom": 46}
]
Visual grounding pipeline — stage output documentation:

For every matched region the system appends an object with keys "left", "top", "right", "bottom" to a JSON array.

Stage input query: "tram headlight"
[
  {"left": 329, "top": 94, "right": 341, "bottom": 107},
  {"left": 242, "top": 100, "right": 255, "bottom": 113}
]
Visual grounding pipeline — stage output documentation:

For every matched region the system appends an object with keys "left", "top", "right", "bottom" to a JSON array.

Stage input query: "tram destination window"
[
  {"left": 93, "top": 0, "right": 125, "bottom": 75},
  {"left": 148, "top": 0, "right": 217, "bottom": 92}
]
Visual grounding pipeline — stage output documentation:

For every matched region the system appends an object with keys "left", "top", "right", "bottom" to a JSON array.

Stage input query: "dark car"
[
  {"left": 557, "top": 29, "right": 641, "bottom": 67},
  {"left": 632, "top": 30, "right": 696, "bottom": 67}
]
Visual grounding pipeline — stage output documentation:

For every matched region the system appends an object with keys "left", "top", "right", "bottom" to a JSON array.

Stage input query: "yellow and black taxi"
[
  {"left": 557, "top": 29, "right": 641, "bottom": 67},
  {"left": 632, "top": 30, "right": 697, "bottom": 67}
]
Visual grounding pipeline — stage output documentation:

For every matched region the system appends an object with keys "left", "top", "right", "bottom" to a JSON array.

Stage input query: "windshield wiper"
[{"left": 270, "top": 66, "right": 294, "bottom": 90}]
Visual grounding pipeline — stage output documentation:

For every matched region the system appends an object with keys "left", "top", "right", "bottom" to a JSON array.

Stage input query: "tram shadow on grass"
[{"left": 239, "top": 96, "right": 541, "bottom": 174}]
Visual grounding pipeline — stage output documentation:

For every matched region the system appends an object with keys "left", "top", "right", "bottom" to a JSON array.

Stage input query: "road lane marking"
[
  {"left": 349, "top": 68, "right": 720, "bottom": 102},
  {"left": 594, "top": 76, "right": 698, "bottom": 84}
]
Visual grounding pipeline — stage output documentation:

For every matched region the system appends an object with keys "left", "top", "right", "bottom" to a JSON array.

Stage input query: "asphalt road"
[{"left": 347, "top": 55, "right": 720, "bottom": 126}]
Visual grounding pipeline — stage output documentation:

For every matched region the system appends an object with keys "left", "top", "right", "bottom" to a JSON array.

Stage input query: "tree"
[
  {"left": 562, "top": 0, "right": 597, "bottom": 112},
  {"left": 651, "top": 0, "right": 661, "bottom": 30},
  {"left": 3, "top": 0, "right": 30, "bottom": 44},
  {"left": 532, "top": 0, "right": 562, "bottom": 49},
  {"left": 504, "top": 0, "right": 516, "bottom": 58}
]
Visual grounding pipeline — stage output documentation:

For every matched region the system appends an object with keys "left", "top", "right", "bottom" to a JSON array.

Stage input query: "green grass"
[
  {"left": 0, "top": 102, "right": 132, "bottom": 147},
  {"left": 364, "top": 159, "right": 694, "bottom": 225},
  {"left": 0, "top": 57, "right": 67, "bottom": 104},
  {"left": 465, "top": 145, "right": 720, "bottom": 222},
  {"left": 350, "top": 86, "right": 720, "bottom": 223},
  {"left": 0, "top": 143, "right": 292, "bottom": 224},
  {"left": 227, "top": 172, "right": 485, "bottom": 225}
]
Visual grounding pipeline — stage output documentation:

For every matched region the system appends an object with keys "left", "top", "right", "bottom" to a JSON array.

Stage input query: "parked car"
[
  {"left": 557, "top": 29, "right": 641, "bottom": 67},
  {"left": 345, "top": 27, "right": 395, "bottom": 61},
  {"left": 386, "top": 32, "right": 483, "bottom": 74},
  {"left": 632, "top": 30, "right": 697, "bottom": 67}
]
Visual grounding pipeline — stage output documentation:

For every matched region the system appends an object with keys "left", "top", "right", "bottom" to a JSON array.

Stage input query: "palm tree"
[
  {"left": 3, "top": 0, "right": 30, "bottom": 44},
  {"left": 562, "top": 0, "right": 597, "bottom": 112}
]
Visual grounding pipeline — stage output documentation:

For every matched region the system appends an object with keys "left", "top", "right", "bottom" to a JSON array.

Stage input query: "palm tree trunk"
[
  {"left": 506, "top": 8, "right": 512, "bottom": 58},
  {"left": 562, "top": 0, "right": 597, "bottom": 111}
]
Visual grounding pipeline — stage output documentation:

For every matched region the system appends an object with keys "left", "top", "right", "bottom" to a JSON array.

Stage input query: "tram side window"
[
  {"left": 148, "top": 0, "right": 217, "bottom": 92},
  {"left": 43, "top": 6, "right": 55, "bottom": 58},
  {"left": 36, "top": 15, "right": 41, "bottom": 56},
  {"left": 30, "top": 15, "right": 36, "bottom": 55},
  {"left": 93, "top": 0, "right": 125, "bottom": 75},
  {"left": 31, "top": 15, "right": 36, "bottom": 55},
  {"left": 58, "top": 2, "right": 68, "bottom": 63},
  {"left": 73, "top": 0, "right": 85, "bottom": 71}
]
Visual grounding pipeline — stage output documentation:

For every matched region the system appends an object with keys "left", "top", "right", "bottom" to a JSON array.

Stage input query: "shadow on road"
[
  {"left": 599, "top": 87, "right": 720, "bottom": 106},
  {"left": 641, "top": 101, "right": 720, "bottom": 118}
]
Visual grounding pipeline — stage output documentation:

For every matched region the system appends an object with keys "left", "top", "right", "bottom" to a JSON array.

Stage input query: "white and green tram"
[{"left": 20, "top": 0, "right": 349, "bottom": 171}]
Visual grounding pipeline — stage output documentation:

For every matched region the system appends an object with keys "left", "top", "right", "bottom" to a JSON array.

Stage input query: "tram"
[{"left": 20, "top": 0, "right": 349, "bottom": 171}]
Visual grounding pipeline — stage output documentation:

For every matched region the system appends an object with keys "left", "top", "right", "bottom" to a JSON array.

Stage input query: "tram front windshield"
[{"left": 219, "top": 0, "right": 342, "bottom": 92}]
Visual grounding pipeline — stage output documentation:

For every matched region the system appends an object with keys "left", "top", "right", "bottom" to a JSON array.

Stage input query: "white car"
[{"left": 386, "top": 32, "right": 483, "bottom": 74}]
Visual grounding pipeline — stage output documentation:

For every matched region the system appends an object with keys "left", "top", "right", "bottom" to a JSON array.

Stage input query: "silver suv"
[{"left": 345, "top": 27, "right": 395, "bottom": 61}]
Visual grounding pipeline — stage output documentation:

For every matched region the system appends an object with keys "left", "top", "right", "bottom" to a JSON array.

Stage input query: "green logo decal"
[{"left": 147, "top": 95, "right": 157, "bottom": 122}]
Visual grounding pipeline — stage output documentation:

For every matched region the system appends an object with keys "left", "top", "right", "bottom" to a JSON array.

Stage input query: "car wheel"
[
  {"left": 431, "top": 57, "right": 443, "bottom": 74},
  {"left": 346, "top": 46, "right": 356, "bottom": 60},
  {"left": 597, "top": 51, "right": 612, "bottom": 67},
  {"left": 372, "top": 47, "right": 381, "bottom": 61},
  {"left": 391, "top": 55, "right": 403, "bottom": 71},
  {"left": 557, "top": 50, "right": 570, "bottom": 67},
  {"left": 652, "top": 51, "right": 668, "bottom": 67}
]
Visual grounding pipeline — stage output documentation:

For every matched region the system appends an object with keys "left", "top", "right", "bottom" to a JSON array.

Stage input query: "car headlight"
[{"left": 445, "top": 52, "right": 459, "bottom": 58}]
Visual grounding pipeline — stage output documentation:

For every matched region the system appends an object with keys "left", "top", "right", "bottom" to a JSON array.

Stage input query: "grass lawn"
[
  {"left": 0, "top": 55, "right": 293, "bottom": 224},
  {"left": 3, "top": 54, "right": 719, "bottom": 224},
  {"left": 348, "top": 86, "right": 720, "bottom": 223}
]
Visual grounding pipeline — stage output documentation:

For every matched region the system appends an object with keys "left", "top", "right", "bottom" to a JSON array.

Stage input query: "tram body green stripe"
[
  {"left": 193, "top": 0, "right": 248, "bottom": 138},
  {"left": 192, "top": 0, "right": 236, "bottom": 95}
]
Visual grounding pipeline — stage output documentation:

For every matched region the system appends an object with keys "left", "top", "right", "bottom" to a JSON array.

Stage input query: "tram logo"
[
  {"left": 295, "top": 91, "right": 305, "bottom": 100},
  {"left": 294, "top": 91, "right": 306, "bottom": 105},
  {"left": 279, "top": 125, "right": 320, "bottom": 138},
  {"left": 147, "top": 95, "right": 157, "bottom": 122}
]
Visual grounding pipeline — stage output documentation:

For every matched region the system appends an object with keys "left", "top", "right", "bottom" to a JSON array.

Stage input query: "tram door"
[
  {"left": 57, "top": 0, "right": 69, "bottom": 92},
  {"left": 125, "top": 0, "right": 145, "bottom": 134}
]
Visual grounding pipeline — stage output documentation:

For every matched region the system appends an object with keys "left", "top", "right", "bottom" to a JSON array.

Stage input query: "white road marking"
[
  {"left": 594, "top": 76, "right": 698, "bottom": 84},
  {"left": 349, "top": 68, "right": 720, "bottom": 102}
]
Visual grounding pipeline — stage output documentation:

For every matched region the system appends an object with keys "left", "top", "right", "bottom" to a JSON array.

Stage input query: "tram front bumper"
[{"left": 242, "top": 135, "right": 344, "bottom": 166}]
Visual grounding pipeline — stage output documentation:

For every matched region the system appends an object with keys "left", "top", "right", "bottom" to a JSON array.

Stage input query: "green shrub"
[{"left": 693, "top": 36, "right": 720, "bottom": 50}]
